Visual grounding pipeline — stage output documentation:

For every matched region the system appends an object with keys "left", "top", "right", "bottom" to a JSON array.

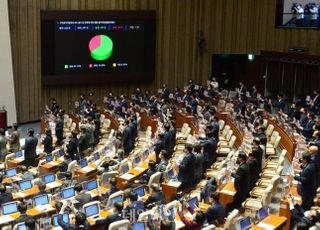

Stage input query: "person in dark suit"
[
  {"left": 211, "top": 115, "right": 220, "bottom": 141},
  {"left": 178, "top": 144, "right": 196, "bottom": 190},
  {"left": 59, "top": 153, "right": 72, "bottom": 172},
  {"left": 42, "top": 129, "right": 53, "bottom": 154},
  {"left": 156, "top": 150, "right": 169, "bottom": 172},
  {"left": 200, "top": 132, "right": 217, "bottom": 170},
  {"left": 140, "top": 160, "right": 157, "bottom": 184},
  {"left": 169, "top": 121, "right": 177, "bottom": 154},
  {"left": 205, "top": 192, "right": 226, "bottom": 224},
  {"left": 247, "top": 153, "right": 259, "bottom": 190},
  {"left": 58, "top": 211, "right": 89, "bottom": 230},
  {"left": 123, "top": 120, "right": 133, "bottom": 155},
  {"left": 310, "top": 90, "right": 320, "bottom": 114},
  {"left": 310, "top": 145, "right": 320, "bottom": 187},
  {"left": 200, "top": 177, "right": 218, "bottom": 203},
  {"left": 194, "top": 144, "right": 205, "bottom": 183},
  {"left": 123, "top": 191, "right": 144, "bottom": 222},
  {"left": 302, "top": 113, "right": 315, "bottom": 141},
  {"left": 227, "top": 153, "right": 250, "bottom": 212},
  {"left": 144, "top": 184, "right": 165, "bottom": 207},
  {"left": 163, "top": 124, "right": 172, "bottom": 156},
  {"left": 0, "top": 184, "right": 13, "bottom": 205},
  {"left": 74, "top": 183, "right": 92, "bottom": 209},
  {"left": 13, "top": 202, "right": 34, "bottom": 226},
  {"left": 66, "top": 131, "right": 78, "bottom": 160},
  {"left": 95, "top": 202, "right": 124, "bottom": 230},
  {"left": 55, "top": 114, "right": 64, "bottom": 146},
  {"left": 251, "top": 138, "right": 263, "bottom": 172},
  {"left": 294, "top": 153, "right": 317, "bottom": 210},
  {"left": 130, "top": 116, "right": 138, "bottom": 144},
  {"left": 78, "top": 127, "right": 89, "bottom": 157},
  {"left": 154, "top": 133, "right": 165, "bottom": 163},
  {"left": 22, "top": 128, "right": 38, "bottom": 167},
  {"left": 273, "top": 94, "right": 285, "bottom": 111}
]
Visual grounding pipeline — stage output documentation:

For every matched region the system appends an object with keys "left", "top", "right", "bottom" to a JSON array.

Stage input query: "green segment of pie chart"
[{"left": 90, "top": 35, "right": 113, "bottom": 61}]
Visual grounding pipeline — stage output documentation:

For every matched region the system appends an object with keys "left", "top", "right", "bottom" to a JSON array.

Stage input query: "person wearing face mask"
[
  {"left": 226, "top": 153, "right": 250, "bottom": 213},
  {"left": 294, "top": 153, "right": 317, "bottom": 210}
]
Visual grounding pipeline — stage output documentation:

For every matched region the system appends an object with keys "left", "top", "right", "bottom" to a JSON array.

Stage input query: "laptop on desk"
[
  {"left": 84, "top": 203, "right": 100, "bottom": 219},
  {"left": 61, "top": 187, "right": 75, "bottom": 200},
  {"left": 43, "top": 173, "right": 60, "bottom": 189},
  {"left": 15, "top": 151, "right": 24, "bottom": 160},
  {"left": 19, "top": 180, "right": 33, "bottom": 191},
  {"left": 52, "top": 213, "right": 70, "bottom": 230}
]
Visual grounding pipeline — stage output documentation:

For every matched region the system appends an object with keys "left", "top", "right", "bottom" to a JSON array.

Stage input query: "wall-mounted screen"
[{"left": 41, "top": 11, "right": 156, "bottom": 85}]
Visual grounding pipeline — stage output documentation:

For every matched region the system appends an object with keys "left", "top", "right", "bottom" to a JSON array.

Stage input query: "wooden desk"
[
  {"left": 218, "top": 181, "right": 236, "bottom": 207},
  {"left": 7, "top": 158, "right": 24, "bottom": 168},
  {"left": 13, "top": 186, "right": 40, "bottom": 200},
  {"left": 3, "top": 175, "right": 22, "bottom": 184},
  {"left": 252, "top": 214, "right": 287, "bottom": 230},
  {"left": 279, "top": 185, "right": 301, "bottom": 230},
  {"left": 39, "top": 159, "right": 63, "bottom": 175},
  {"left": 139, "top": 111, "right": 157, "bottom": 134},
  {"left": 161, "top": 180, "right": 181, "bottom": 203},
  {"left": 175, "top": 111, "right": 198, "bottom": 134},
  {"left": 74, "top": 163, "right": 98, "bottom": 181},
  {"left": 87, "top": 209, "right": 113, "bottom": 226}
]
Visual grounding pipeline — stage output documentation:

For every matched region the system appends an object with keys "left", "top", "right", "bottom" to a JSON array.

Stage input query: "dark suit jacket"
[
  {"left": 23, "top": 136, "right": 38, "bottom": 167},
  {"left": 211, "top": 121, "right": 220, "bottom": 141},
  {"left": 58, "top": 214, "right": 89, "bottom": 230},
  {"left": 252, "top": 146, "right": 263, "bottom": 172},
  {"left": 78, "top": 133, "right": 89, "bottom": 153},
  {"left": 233, "top": 162, "right": 250, "bottom": 199},
  {"left": 0, "top": 192, "right": 13, "bottom": 205},
  {"left": 42, "top": 135, "right": 53, "bottom": 153},
  {"left": 123, "top": 200, "right": 144, "bottom": 221},
  {"left": 302, "top": 120, "right": 315, "bottom": 139},
  {"left": 13, "top": 214, "right": 34, "bottom": 226},
  {"left": 274, "top": 99, "right": 285, "bottom": 111},
  {"left": 205, "top": 202, "right": 226, "bottom": 223},
  {"left": 144, "top": 192, "right": 164, "bottom": 207},
  {"left": 247, "top": 157, "right": 259, "bottom": 189},
  {"left": 201, "top": 137, "right": 217, "bottom": 166},
  {"left": 67, "top": 137, "right": 78, "bottom": 159},
  {"left": 123, "top": 126, "right": 133, "bottom": 154},
  {"left": 95, "top": 213, "right": 123, "bottom": 230},
  {"left": 55, "top": 119, "right": 64, "bottom": 138},
  {"left": 154, "top": 139, "right": 164, "bottom": 162},
  {"left": 163, "top": 131, "right": 172, "bottom": 155},
  {"left": 295, "top": 163, "right": 316, "bottom": 199},
  {"left": 178, "top": 152, "right": 196, "bottom": 189},
  {"left": 75, "top": 192, "right": 92, "bottom": 207}
]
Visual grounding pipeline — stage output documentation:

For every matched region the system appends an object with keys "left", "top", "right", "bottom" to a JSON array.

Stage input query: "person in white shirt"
[
  {"left": 295, "top": 4, "right": 305, "bottom": 27},
  {"left": 310, "top": 3, "right": 319, "bottom": 27}
]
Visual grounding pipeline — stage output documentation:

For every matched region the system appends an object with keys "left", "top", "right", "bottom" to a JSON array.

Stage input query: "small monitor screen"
[
  {"left": 111, "top": 195, "right": 124, "bottom": 204},
  {"left": 5, "top": 168, "right": 17, "bottom": 177},
  {"left": 188, "top": 197, "right": 199, "bottom": 210},
  {"left": 17, "top": 224, "right": 27, "bottom": 230},
  {"left": 86, "top": 180, "right": 98, "bottom": 191},
  {"left": 19, "top": 180, "right": 32, "bottom": 190},
  {"left": 122, "top": 163, "right": 129, "bottom": 173},
  {"left": 2, "top": 202, "right": 18, "bottom": 215},
  {"left": 257, "top": 207, "right": 268, "bottom": 221},
  {"left": 240, "top": 217, "right": 252, "bottom": 230},
  {"left": 46, "top": 154, "right": 53, "bottom": 163},
  {"left": 94, "top": 152, "right": 100, "bottom": 161},
  {"left": 15, "top": 151, "right": 23, "bottom": 158},
  {"left": 132, "top": 222, "right": 145, "bottom": 230},
  {"left": 134, "top": 156, "right": 141, "bottom": 165},
  {"left": 133, "top": 186, "right": 145, "bottom": 197},
  {"left": 59, "top": 149, "right": 65, "bottom": 156},
  {"left": 44, "top": 174, "right": 55, "bottom": 184},
  {"left": 167, "top": 169, "right": 174, "bottom": 179},
  {"left": 34, "top": 194, "right": 49, "bottom": 206},
  {"left": 53, "top": 213, "right": 70, "bottom": 226},
  {"left": 61, "top": 187, "right": 75, "bottom": 199},
  {"left": 80, "top": 158, "right": 88, "bottom": 168},
  {"left": 85, "top": 204, "right": 99, "bottom": 217}
]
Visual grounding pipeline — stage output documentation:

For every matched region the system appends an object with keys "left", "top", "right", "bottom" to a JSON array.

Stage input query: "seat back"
[
  {"left": 101, "top": 171, "right": 118, "bottom": 187},
  {"left": 263, "top": 119, "right": 268, "bottom": 128},
  {"left": 269, "top": 131, "right": 279, "bottom": 144},
  {"left": 5, "top": 153, "right": 15, "bottom": 168},
  {"left": 265, "top": 124, "right": 274, "bottom": 137},
  {"left": 67, "top": 160, "right": 77, "bottom": 176},
  {"left": 138, "top": 209, "right": 156, "bottom": 221},
  {"left": 224, "top": 209, "right": 239, "bottom": 229},
  {"left": 82, "top": 201, "right": 100, "bottom": 214},
  {"left": 147, "top": 172, "right": 162, "bottom": 188},
  {"left": 108, "top": 219, "right": 130, "bottom": 230},
  {"left": 107, "top": 191, "right": 124, "bottom": 207},
  {"left": 165, "top": 200, "right": 180, "bottom": 210},
  {"left": 225, "top": 130, "right": 233, "bottom": 142},
  {"left": 273, "top": 136, "right": 281, "bottom": 149},
  {"left": 201, "top": 224, "right": 216, "bottom": 230},
  {"left": 13, "top": 222, "right": 25, "bottom": 230},
  {"left": 218, "top": 120, "right": 225, "bottom": 131}
]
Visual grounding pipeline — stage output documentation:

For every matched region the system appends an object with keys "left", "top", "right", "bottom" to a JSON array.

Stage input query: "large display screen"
[
  {"left": 41, "top": 11, "right": 156, "bottom": 85},
  {"left": 275, "top": 0, "right": 320, "bottom": 29}
]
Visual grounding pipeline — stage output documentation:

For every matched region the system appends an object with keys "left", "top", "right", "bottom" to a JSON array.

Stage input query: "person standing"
[
  {"left": 8, "top": 123, "right": 20, "bottom": 152},
  {"left": 42, "top": 129, "right": 53, "bottom": 154},
  {"left": 22, "top": 128, "right": 38, "bottom": 167},
  {"left": 0, "top": 129, "right": 7, "bottom": 162},
  {"left": 55, "top": 114, "right": 64, "bottom": 146},
  {"left": 178, "top": 144, "right": 196, "bottom": 190},
  {"left": 66, "top": 131, "right": 78, "bottom": 160},
  {"left": 294, "top": 153, "right": 317, "bottom": 210}
]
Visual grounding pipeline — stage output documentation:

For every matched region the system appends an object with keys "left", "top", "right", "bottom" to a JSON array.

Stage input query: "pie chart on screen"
[{"left": 89, "top": 35, "right": 113, "bottom": 61}]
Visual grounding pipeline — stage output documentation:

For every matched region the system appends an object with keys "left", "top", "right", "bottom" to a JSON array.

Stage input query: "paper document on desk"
[
  {"left": 168, "top": 180, "right": 181, "bottom": 187},
  {"left": 175, "top": 220, "right": 185, "bottom": 229},
  {"left": 81, "top": 166, "right": 95, "bottom": 172},
  {"left": 121, "top": 173, "right": 135, "bottom": 180},
  {"left": 47, "top": 161, "right": 59, "bottom": 166},
  {"left": 15, "top": 192, "right": 26, "bottom": 198},
  {"left": 0, "top": 215, "right": 14, "bottom": 224},
  {"left": 135, "top": 167, "right": 146, "bottom": 171},
  {"left": 11, "top": 176, "right": 22, "bottom": 181},
  {"left": 35, "top": 204, "right": 53, "bottom": 212},
  {"left": 220, "top": 189, "right": 236, "bottom": 196},
  {"left": 46, "top": 181, "right": 61, "bottom": 189},
  {"left": 257, "top": 222, "right": 275, "bottom": 229}
]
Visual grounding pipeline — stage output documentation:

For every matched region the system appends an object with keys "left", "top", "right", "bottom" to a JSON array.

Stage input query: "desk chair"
[
  {"left": 202, "top": 224, "right": 216, "bottom": 230},
  {"left": 67, "top": 160, "right": 77, "bottom": 177},
  {"left": 265, "top": 124, "right": 274, "bottom": 137},
  {"left": 218, "top": 120, "right": 225, "bottom": 131},
  {"left": 266, "top": 136, "right": 281, "bottom": 156},
  {"left": 4, "top": 153, "right": 15, "bottom": 168},
  {"left": 138, "top": 208, "right": 156, "bottom": 221},
  {"left": 147, "top": 172, "right": 162, "bottom": 188},
  {"left": 108, "top": 219, "right": 130, "bottom": 230},
  {"left": 223, "top": 209, "right": 239, "bottom": 229},
  {"left": 165, "top": 200, "right": 181, "bottom": 210},
  {"left": 106, "top": 191, "right": 124, "bottom": 207},
  {"left": 267, "top": 131, "right": 279, "bottom": 148}
]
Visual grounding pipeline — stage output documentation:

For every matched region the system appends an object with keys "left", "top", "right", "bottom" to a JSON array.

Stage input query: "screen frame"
[{"left": 41, "top": 10, "right": 156, "bottom": 86}]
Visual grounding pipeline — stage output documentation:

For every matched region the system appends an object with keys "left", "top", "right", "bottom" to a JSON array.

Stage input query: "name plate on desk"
[
  {"left": 257, "top": 222, "right": 275, "bottom": 229},
  {"left": 46, "top": 161, "right": 59, "bottom": 166},
  {"left": 220, "top": 189, "right": 236, "bottom": 196},
  {"left": 135, "top": 167, "right": 146, "bottom": 172},
  {"left": 120, "top": 173, "right": 135, "bottom": 180},
  {"left": 167, "top": 180, "right": 182, "bottom": 187},
  {"left": 81, "top": 166, "right": 95, "bottom": 172}
]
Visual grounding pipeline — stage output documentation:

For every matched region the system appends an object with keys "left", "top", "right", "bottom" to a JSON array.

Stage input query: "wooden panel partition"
[
  {"left": 264, "top": 116, "right": 296, "bottom": 161},
  {"left": 103, "top": 112, "right": 119, "bottom": 131},
  {"left": 175, "top": 111, "right": 198, "bottom": 134},
  {"left": 139, "top": 111, "right": 157, "bottom": 134}
]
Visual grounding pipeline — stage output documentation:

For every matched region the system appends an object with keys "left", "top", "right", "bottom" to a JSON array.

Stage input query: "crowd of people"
[{"left": 0, "top": 76, "right": 320, "bottom": 229}]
